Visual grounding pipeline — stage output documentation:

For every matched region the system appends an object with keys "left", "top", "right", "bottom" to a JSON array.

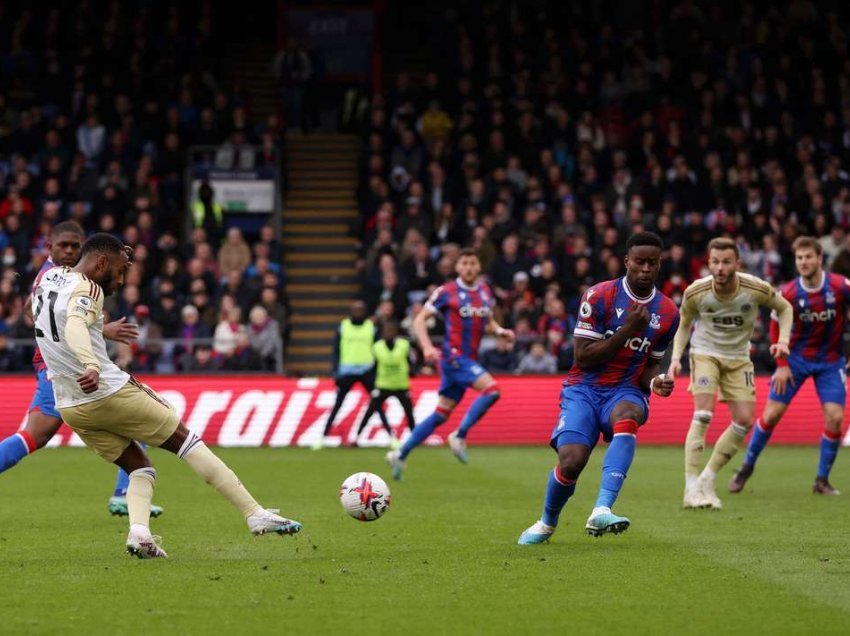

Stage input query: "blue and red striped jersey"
[
  {"left": 773, "top": 272, "right": 850, "bottom": 364},
  {"left": 426, "top": 278, "right": 494, "bottom": 361},
  {"left": 31, "top": 258, "right": 55, "bottom": 372},
  {"left": 566, "top": 277, "right": 680, "bottom": 391}
]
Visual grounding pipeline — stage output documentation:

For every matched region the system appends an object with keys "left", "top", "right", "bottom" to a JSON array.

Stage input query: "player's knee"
[
  {"left": 482, "top": 383, "right": 500, "bottom": 400},
  {"left": 824, "top": 412, "right": 843, "bottom": 433},
  {"left": 434, "top": 405, "right": 452, "bottom": 423},
  {"left": 557, "top": 447, "right": 589, "bottom": 480},
  {"left": 692, "top": 410, "right": 713, "bottom": 425}
]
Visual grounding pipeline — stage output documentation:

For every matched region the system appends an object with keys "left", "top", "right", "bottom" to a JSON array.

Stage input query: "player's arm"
[
  {"left": 643, "top": 310, "right": 679, "bottom": 396},
  {"left": 486, "top": 316, "right": 515, "bottom": 343},
  {"left": 668, "top": 291, "right": 697, "bottom": 376},
  {"left": 573, "top": 304, "right": 650, "bottom": 370},
  {"left": 764, "top": 289, "right": 793, "bottom": 359},
  {"left": 767, "top": 309, "right": 794, "bottom": 394},
  {"left": 413, "top": 303, "right": 440, "bottom": 363},
  {"left": 64, "top": 281, "right": 105, "bottom": 393}
]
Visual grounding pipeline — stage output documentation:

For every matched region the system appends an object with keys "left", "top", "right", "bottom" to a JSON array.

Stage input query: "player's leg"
[
  {"left": 729, "top": 399, "right": 788, "bottom": 493},
  {"left": 585, "top": 395, "right": 647, "bottom": 536},
  {"left": 387, "top": 391, "right": 458, "bottom": 480},
  {"left": 815, "top": 402, "right": 843, "bottom": 494},
  {"left": 123, "top": 379, "right": 302, "bottom": 537},
  {"left": 449, "top": 364, "right": 500, "bottom": 463},
  {"left": 518, "top": 386, "right": 596, "bottom": 544},
  {"left": 316, "top": 374, "right": 357, "bottom": 448},
  {"left": 812, "top": 364, "right": 846, "bottom": 494},
  {"left": 108, "top": 444, "right": 165, "bottom": 518},
  {"left": 111, "top": 441, "right": 167, "bottom": 558},
  {"left": 387, "top": 361, "right": 461, "bottom": 478},
  {"left": 0, "top": 371, "right": 63, "bottom": 473},
  {"left": 684, "top": 354, "right": 719, "bottom": 506},
  {"left": 699, "top": 397, "right": 755, "bottom": 510}
]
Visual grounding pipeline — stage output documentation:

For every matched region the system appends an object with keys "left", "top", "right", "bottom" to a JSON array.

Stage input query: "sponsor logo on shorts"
[{"left": 697, "top": 376, "right": 710, "bottom": 387}]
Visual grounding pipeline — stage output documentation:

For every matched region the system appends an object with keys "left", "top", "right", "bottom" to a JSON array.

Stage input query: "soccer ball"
[{"left": 339, "top": 472, "right": 391, "bottom": 521}]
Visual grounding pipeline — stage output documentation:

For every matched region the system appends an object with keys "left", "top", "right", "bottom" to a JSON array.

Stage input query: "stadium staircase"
[{"left": 282, "top": 133, "right": 360, "bottom": 376}]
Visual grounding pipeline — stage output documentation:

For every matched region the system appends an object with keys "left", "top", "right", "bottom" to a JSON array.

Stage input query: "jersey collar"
[
  {"left": 455, "top": 277, "right": 479, "bottom": 291},
  {"left": 799, "top": 270, "right": 825, "bottom": 293},
  {"left": 621, "top": 277, "right": 656, "bottom": 304}
]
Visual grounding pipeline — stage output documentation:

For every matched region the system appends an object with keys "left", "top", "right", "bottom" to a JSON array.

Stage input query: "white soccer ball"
[{"left": 339, "top": 472, "right": 391, "bottom": 521}]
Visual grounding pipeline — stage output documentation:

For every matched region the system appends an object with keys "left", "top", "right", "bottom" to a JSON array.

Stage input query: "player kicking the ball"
[
  {"left": 729, "top": 237, "right": 849, "bottom": 495},
  {"left": 668, "top": 238, "right": 793, "bottom": 510},
  {"left": 518, "top": 232, "right": 679, "bottom": 544},
  {"left": 34, "top": 233, "right": 301, "bottom": 558},
  {"left": 0, "top": 221, "right": 164, "bottom": 517},
  {"left": 386, "top": 248, "right": 514, "bottom": 479}
]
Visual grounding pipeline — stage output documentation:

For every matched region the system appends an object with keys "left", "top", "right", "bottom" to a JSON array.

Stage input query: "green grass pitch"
[{"left": 0, "top": 446, "right": 848, "bottom": 635}]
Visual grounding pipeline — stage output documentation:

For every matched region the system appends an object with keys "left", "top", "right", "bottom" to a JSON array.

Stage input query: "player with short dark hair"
[
  {"left": 386, "top": 248, "right": 515, "bottom": 478},
  {"left": 35, "top": 233, "right": 301, "bottom": 558},
  {"left": 729, "top": 236, "right": 849, "bottom": 495},
  {"left": 518, "top": 231, "right": 680, "bottom": 543},
  {"left": 0, "top": 223, "right": 155, "bottom": 516}
]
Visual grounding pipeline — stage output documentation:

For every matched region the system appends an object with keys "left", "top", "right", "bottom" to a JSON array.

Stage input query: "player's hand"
[
  {"left": 77, "top": 368, "right": 100, "bottom": 394},
  {"left": 651, "top": 373, "right": 675, "bottom": 397},
  {"left": 103, "top": 317, "right": 139, "bottom": 344},
  {"left": 771, "top": 366, "right": 794, "bottom": 396},
  {"left": 422, "top": 344, "right": 441, "bottom": 364},
  {"left": 497, "top": 328, "right": 515, "bottom": 344},
  {"left": 668, "top": 359, "right": 682, "bottom": 377},
  {"left": 624, "top": 304, "right": 650, "bottom": 334},
  {"left": 769, "top": 343, "right": 790, "bottom": 360}
]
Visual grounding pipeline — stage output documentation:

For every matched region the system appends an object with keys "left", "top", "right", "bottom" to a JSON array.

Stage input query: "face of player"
[
  {"left": 708, "top": 248, "right": 739, "bottom": 286},
  {"left": 455, "top": 255, "right": 481, "bottom": 285},
  {"left": 794, "top": 247, "right": 822, "bottom": 280},
  {"left": 624, "top": 245, "right": 661, "bottom": 295},
  {"left": 48, "top": 231, "right": 83, "bottom": 267},
  {"left": 350, "top": 301, "right": 367, "bottom": 323},
  {"left": 97, "top": 251, "right": 131, "bottom": 296}
]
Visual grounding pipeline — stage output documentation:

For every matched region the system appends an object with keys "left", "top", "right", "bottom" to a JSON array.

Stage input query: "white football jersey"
[{"left": 32, "top": 267, "right": 129, "bottom": 407}]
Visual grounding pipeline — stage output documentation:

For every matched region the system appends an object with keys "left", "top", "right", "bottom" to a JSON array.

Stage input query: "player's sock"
[
  {"left": 541, "top": 466, "right": 576, "bottom": 527},
  {"left": 744, "top": 419, "right": 774, "bottom": 467},
  {"left": 0, "top": 431, "right": 37, "bottom": 473},
  {"left": 126, "top": 467, "right": 156, "bottom": 528},
  {"left": 706, "top": 422, "right": 748, "bottom": 474},
  {"left": 817, "top": 429, "right": 841, "bottom": 479},
  {"left": 114, "top": 468, "right": 131, "bottom": 497},
  {"left": 455, "top": 386, "right": 500, "bottom": 439},
  {"left": 178, "top": 432, "right": 261, "bottom": 517},
  {"left": 399, "top": 406, "right": 449, "bottom": 460},
  {"left": 685, "top": 410, "right": 712, "bottom": 488},
  {"left": 595, "top": 419, "right": 638, "bottom": 509}
]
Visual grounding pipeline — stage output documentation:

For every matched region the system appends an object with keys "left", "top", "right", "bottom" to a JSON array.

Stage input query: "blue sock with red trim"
[
  {"left": 400, "top": 408, "right": 448, "bottom": 460},
  {"left": 817, "top": 430, "right": 841, "bottom": 480},
  {"left": 744, "top": 419, "right": 773, "bottom": 467},
  {"left": 0, "top": 431, "right": 36, "bottom": 473},
  {"left": 541, "top": 467, "right": 576, "bottom": 527},
  {"left": 456, "top": 387, "right": 500, "bottom": 439},
  {"left": 595, "top": 419, "right": 638, "bottom": 510}
]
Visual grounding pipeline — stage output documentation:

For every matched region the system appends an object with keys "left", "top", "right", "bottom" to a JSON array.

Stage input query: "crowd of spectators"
[
  {"left": 358, "top": 0, "right": 850, "bottom": 373},
  {"left": 0, "top": 3, "right": 287, "bottom": 372}
]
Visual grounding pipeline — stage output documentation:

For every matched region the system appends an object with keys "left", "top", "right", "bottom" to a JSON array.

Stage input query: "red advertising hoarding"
[{"left": 2, "top": 375, "right": 846, "bottom": 448}]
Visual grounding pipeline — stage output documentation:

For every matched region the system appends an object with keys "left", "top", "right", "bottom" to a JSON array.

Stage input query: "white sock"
[
  {"left": 700, "top": 468, "right": 716, "bottom": 482},
  {"left": 685, "top": 474, "right": 698, "bottom": 490},
  {"left": 591, "top": 506, "right": 612, "bottom": 517},
  {"left": 130, "top": 523, "right": 150, "bottom": 536}
]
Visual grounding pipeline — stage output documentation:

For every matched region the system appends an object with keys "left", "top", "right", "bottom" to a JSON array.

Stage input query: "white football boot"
[
  {"left": 126, "top": 527, "right": 168, "bottom": 559},
  {"left": 247, "top": 508, "right": 302, "bottom": 536}
]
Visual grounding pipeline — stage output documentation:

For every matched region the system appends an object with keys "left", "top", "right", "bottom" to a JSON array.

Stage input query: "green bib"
[
  {"left": 339, "top": 319, "right": 375, "bottom": 367},
  {"left": 373, "top": 338, "right": 410, "bottom": 390}
]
